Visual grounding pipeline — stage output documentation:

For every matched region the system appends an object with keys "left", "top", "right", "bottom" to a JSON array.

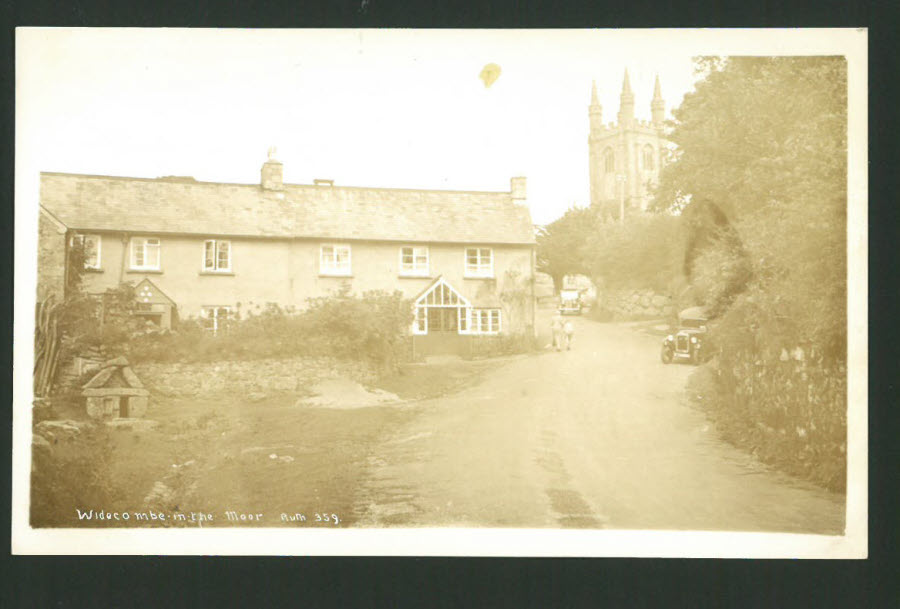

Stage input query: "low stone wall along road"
[{"left": 356, "top": 316, "right": 846, "bottom": 532}]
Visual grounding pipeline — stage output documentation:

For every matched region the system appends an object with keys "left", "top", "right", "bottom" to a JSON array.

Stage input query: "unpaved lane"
[{"left": 356, "top": 318, "right": 845, "bottom": 533}]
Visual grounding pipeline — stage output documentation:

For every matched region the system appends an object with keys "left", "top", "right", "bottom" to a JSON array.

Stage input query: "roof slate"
[{"left": 40, "top": 173, "right": 536, "bottom": 245}]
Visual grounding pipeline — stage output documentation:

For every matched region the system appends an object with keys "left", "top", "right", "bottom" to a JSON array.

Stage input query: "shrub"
[
  {"left": 128, "top": 289, "right": 413, "bottom": 372},
  {"left": 31, "top": 422, "right": 120, "bottom": 527}
]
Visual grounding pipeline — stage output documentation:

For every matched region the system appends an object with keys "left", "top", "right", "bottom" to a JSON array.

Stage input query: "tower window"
[
  {"left": 603, "top": 148, "right": 615, "bottom": 173},
  {"left": 643, "top": 145, "right": 655, "bottom": 170}
]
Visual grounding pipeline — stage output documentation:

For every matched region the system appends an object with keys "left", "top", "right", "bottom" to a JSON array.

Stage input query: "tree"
[
  {"left": 535, "top": 205, "right": 599, "bottom": 291},
  {"left": 653, "top": 56, "right": 849, "bottom": 491},
  {"left": 655, "top": 56, "right": 847, "bottom": 357}
]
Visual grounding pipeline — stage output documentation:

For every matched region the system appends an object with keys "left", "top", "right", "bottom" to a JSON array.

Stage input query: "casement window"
[
  {"left": 130, "top": 237, "right": 161, "bottom": 270},
  {"left": 320, "top": 244, "right": 352, "bottom": 276},
  {"left": 72, "top": 234, "right": 101, "bottom": 269},
  {"left": 203, "top": 239, "right": 232, "bottom": 272},
  {"left": 472, "top": 309, "right": 502, "bottom": 334},
  {"left": 399, "top": 246, "right": 429, "bottom": 276},
  {"left": 200, "top": 306, "right": 232, "bottom": 334},
  {"left": 464, "top": 247, "right": 494, "bottom": 278}
]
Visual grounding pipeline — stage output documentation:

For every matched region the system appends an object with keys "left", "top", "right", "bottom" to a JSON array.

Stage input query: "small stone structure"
[{"left": 82, "top": 356, "right": 149, "bottom": 419}]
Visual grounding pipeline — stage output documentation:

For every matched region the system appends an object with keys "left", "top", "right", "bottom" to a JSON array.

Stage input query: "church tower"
[{"left": 588, "top": 70, "right": 668, "bottom": 218}]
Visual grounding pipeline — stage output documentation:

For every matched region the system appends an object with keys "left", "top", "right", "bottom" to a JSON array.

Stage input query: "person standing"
[
  {"left": 563, "top": 319, "right": 575, "bottom": 350},
  {"left": 551, "top": 313, "right": 564, "bottom": 351}
]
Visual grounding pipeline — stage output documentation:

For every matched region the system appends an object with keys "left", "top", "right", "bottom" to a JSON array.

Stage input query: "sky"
[
  {"left": 16, "top": 28, "right": 866, "bottom": 225},
  {"left": 18, "top": 29, "right": 705, "bottom": 225}
]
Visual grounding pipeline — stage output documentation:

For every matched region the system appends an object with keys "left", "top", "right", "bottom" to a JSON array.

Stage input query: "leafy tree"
[
  {"left": 535, "top": 205, "right": 600, "bottom": 291},
  {"left": 656, "top": 56, "right": 847, "bottom": 358},
  {"left": 656, "top": 56, "right": 848, "bottom": 490}
]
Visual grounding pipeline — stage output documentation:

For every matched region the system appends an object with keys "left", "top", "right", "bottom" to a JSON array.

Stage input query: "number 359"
[{"left": 315, "top": 513, "right": 340, "bottom": 525}]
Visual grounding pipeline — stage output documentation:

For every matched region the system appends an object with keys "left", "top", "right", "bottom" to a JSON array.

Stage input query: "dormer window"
[
  {"left": 464, "top": 247, "right": 493, "bottom": 278},
  {"left": 130, "top": 237, "right": 161, "bottom": 271},
  {"left": 203, "top": 239, "right": 232, "bottom": 273}
]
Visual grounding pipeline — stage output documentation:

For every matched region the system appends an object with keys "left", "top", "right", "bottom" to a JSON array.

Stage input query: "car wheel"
[{"left": 660, "top": 345, "right": 674, "bottom": 364}]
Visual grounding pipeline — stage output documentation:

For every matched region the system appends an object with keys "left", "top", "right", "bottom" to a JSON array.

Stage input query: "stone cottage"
[{"left": 37, "top": 151, "right": 537, "bottom": 355}]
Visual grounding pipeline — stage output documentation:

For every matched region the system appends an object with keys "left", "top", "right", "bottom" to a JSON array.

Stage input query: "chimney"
[
  {"left": 261, "top": 147, "right": 283, "bottom": 191},
  {"left": 510, "top": 177, "right": 526, "bottom": 201}
]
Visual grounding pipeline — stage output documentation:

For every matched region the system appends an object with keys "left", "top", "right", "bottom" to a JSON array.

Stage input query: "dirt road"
[{"left": 356, "top": 317, "right": 846, "bottom": 533}]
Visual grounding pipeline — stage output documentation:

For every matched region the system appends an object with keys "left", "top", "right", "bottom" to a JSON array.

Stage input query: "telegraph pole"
[{"left": 616, "top": 173, "right": 627, "bottom": 224}]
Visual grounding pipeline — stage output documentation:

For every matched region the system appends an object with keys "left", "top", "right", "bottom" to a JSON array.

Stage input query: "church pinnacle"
[
  {"left": 651, "top": 74, "right": 665, "bottom": 126},
  {"left": 617, "top": 69, "right": 635, "bottom": 125},
  {"left": 621, "top": 69, "right": 633, "bottom": 96},
  {"left": 589, "top": 80, "right": 603, "bottom": 132}
]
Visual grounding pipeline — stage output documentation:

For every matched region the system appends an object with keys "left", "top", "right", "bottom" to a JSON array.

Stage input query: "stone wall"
[
  {"left": 596, "top": 288, "right": 675, "bottom": 320},
  {"left": 132, "top": 356, "right": 377, "bottom": 398}
]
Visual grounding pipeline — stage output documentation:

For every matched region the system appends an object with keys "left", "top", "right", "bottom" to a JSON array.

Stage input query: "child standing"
[{"left": 563, "top": 319, "right": 575, "bottom": 350}]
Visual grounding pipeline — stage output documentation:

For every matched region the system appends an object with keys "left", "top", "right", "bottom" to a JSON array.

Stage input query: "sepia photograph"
[{"left": 12, "top": 28, "right": 867, "bottom": 557}]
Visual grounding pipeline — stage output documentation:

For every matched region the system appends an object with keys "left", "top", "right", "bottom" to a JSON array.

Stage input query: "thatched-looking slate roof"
[{"left": 40, "top": 172, "right": 536, "bottom": 245}]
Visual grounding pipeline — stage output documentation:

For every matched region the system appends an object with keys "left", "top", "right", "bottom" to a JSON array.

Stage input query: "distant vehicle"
[
  {"left": 661, "top": 306, "right": 709, "bottom": 365},
  {"left": 559, "top": 288, "right": 582, "bottom": 315}
]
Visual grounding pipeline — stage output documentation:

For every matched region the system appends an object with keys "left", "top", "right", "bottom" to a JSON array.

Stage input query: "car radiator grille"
[{"left": 676, "top": 336, "right": 689, "bottom": 352}]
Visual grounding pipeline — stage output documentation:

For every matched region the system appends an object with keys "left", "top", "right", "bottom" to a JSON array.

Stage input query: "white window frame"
[
  {"left": 202, "top": 239, "right": 232, "bottom": 273},
  {"left": 130, "top": 236, "right": 161, "bottom": 271},
  {"left": 72, "top": 233, "right": 102, "bottom": 270},
  {"left": 457, "top": 306, "right": 471, "bottom": 334},
  {"left": 412, "top": 278, "right": 473, "bottom": 336},
  {"left": 319, "top": 244, "right": 352, "bottom": 276},
  {"left": 200, "top": 306, "right": 232, "bottom": 334},
  {"left": 399, "top": 245, "right": 429, "bottom": 277},
  {"left": 472, "top": 308, "right": 502, "bottom": 335},
  {"left": 412, "top": 306, "right": 428, "bottom": 335},
  {"left": 464, "top": 247, "right": 494, "bottom": 278}
]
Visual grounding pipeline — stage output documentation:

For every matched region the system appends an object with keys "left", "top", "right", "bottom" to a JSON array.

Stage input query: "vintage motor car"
[
  {"left": 558, "top": 288, "right": 582, "bottom": 315},
  {"left": 661, "top": 306, "right": 709, "bottom": 365}
]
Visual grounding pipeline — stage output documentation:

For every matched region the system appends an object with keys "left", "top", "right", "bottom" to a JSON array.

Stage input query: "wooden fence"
[{"left": 34, "top": 295, "right": 62, "bottom": 397}]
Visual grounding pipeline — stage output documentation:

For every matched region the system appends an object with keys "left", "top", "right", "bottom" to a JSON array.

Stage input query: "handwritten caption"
[{"left": 75, "top": 509, "right": 341, "bottom": 526}]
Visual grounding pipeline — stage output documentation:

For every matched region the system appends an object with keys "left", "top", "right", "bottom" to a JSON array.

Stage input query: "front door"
[
  {"left": 428, "top": 308, "right": 458, "bottom": 333},
  {"left": 418, "top": 307, "right": 467, "bottom": 356}
]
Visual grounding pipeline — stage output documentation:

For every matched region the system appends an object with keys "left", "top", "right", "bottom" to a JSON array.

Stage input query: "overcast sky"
[
  {"left": 17, "top": 29, "right": 707, "bottom": 225},
  {"left": 17, "top": 29, "right": 864, "bottom": 225}
]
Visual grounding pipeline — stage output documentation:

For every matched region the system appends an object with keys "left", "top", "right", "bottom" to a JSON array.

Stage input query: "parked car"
[
  {"left": 559, "top": 289, "right": 582, "bottom": 315},
  {"left": 661, "top": 306, "right": 709, "bottom": 365}
]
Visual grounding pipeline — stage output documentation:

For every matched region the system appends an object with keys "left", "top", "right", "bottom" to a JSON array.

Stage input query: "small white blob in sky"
[{"left": 479, "top": 63, "right": 501, "bottom": 88}]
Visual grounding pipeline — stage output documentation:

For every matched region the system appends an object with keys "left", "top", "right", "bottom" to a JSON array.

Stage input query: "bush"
[
  {"left": 31, "top": 423, "right": 120, "bottom": 527},
  {"left": 128, "top": 289, "right": 413, "bottom": 372}
]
